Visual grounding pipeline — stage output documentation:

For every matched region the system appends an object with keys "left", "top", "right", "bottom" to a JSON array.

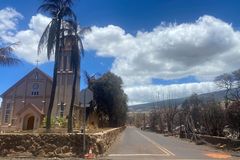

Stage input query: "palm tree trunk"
[
  {"left": 68, "top": 68, "right": 78, "bottom": 133},
  {"left": 46, "top": 20, "right": 61, "bottom": 132}
]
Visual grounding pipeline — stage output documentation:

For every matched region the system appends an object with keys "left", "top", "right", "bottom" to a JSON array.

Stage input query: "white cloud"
[
  {"left": 0, "top": 8, "right": 51, "bottom": 64},
  {"left": 125, "top": 81, "right": 219, "bottom": 105},
  {"left": 0, "top": 7, "right": 23, "bottom": 45},
  {"left": 0, "top": 7, "right": 23, "bottom": 34},
  {"left": 12, "top": 14, "right": 51, "bottom": 64},
  {"left": 83, "top": 15, "right": 240, "bottom": 104},
  {"left": 84, "top": 15, "right": 240, "bottom": 87}
]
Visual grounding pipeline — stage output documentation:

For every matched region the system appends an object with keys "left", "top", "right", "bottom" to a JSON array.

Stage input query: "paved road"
[{"left": 103, "top": 126, "right": 237, "bottom": 160}]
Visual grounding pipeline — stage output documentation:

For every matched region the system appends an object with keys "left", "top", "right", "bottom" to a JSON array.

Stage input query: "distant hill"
[{"left": 128, "top": 90, "right": 226, "bottom": 112}]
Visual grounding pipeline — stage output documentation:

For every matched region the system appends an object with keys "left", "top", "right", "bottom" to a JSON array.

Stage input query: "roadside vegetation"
[
  {"left": 132, "top": 68, "right": 240, "bottom": 140},
  {"left": 85, "top": 72, "right": 128, "bottom": 128}
]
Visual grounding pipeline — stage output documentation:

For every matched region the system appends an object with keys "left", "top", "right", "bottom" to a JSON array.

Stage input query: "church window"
[
  {"left": 32, "top": 83, "right": 39, "bottom": 96},
  {"left": 34, "top": 72, "right": 39, "bottom": 80},
  {"left": 4, "top": 103, "right": 12, "bottom": 123}
]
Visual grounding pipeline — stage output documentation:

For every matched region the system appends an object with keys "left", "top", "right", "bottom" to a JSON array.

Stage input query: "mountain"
[{"left": 128, "top": 89, "right": 226, "bottom": 112}]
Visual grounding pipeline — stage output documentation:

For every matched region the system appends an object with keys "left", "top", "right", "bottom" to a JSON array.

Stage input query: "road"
[{"left": 103, "top": 126, "right": 237, "bottom": 160}]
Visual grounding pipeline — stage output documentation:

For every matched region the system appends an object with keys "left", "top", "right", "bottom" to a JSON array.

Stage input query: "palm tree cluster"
[{"left": 38, "top": 0, "right": 85, "bottom": 132}]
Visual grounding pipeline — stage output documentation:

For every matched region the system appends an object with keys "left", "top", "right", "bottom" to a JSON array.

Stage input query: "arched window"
[
  {"left": 34, "top": 72, "right": 39, "bottom": 80},
  {"left": 31, "top": 83, "right": 39, "bottom": 96}
]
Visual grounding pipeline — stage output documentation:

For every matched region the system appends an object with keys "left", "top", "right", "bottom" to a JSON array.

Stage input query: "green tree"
[
  {"left": 38, "top": 0, "right": 77, "bottom": 131},
  {"left": 92, "top": 72, "right": 128, "bottom": 127}
]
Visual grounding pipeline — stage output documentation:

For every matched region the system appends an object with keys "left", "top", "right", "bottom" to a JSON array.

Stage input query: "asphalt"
[
  {"left": 101, "top": 126, "right": 237, "bottom": 160},
  {"left": 1, "top": 126, "right": 238, "bottom": 160}
]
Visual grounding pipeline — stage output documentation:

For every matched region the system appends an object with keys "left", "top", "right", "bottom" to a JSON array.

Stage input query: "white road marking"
[
  {"left": 108, "top": 153, "right": 169, "bottom": 157},
  {"left": 135, "top": 130, "right": 175, "bottom": 156}
]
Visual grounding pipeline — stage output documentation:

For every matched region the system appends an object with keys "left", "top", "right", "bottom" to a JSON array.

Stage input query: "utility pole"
[
  {"left": 143, "top": 113, "right": 146, "bottom": 130},
  {"left": 83, "top": 91, "right": 86, "bottom": 154},
  {"left": 80, "top": 88, "right": 93, "bottom": 154}
]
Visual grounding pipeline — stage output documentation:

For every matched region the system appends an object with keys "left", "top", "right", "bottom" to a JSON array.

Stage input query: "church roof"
[{"left": 1, "top": 67, "right": 52, "bottom": 97}]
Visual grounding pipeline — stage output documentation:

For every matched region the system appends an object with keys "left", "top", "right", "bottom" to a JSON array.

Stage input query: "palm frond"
[
  {"left": 0, "top": 44, "right": 20, "bottom": 66},
  {"left": 38, "top": 3, "right": 59, "bottom": 12},
  {"left": 47, "top": 19, "right": 59, "bottom": 59},
  {"left": 78, "top": 38, "right": 84, "bottom": 57},
  {"left": 38, "top": 3, "right": 59, "bottom": 17},
  {"left": 78, "top": 27, "right": 92, "bottom": 37},
  {"left": 59, "top": 6, "right": 76, "bottom": 21},
  {"left": 38, "top": 21, "right": 52, "bottom": 55},
  {"left": 63, "top": 0, "right": 73, "bottom": 6}
]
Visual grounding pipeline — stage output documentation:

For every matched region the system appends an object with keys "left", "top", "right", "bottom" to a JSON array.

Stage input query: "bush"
[
  {"left": 41, "top": 117, "right": 56, "bottom": 128},
  {"left": 226, "top": 102, "right": 240, "bottom": 136},
  {"left": 201, "top": 101, "right": 225, "bottom": 136}
]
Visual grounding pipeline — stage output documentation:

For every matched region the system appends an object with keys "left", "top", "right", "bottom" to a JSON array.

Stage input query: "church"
[{"left": 0, "top": 37, "right": 83, "bottom": 132}]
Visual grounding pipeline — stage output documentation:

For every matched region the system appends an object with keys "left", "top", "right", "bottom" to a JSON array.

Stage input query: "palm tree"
[
  {"left": 0, "top": 44, "right": 20, "bottom": 66},
  {"left": 67, "top": 26, "right": 91, "bottom": 133},
  {"left": 38, "top": 0, "right": 77, "bottom": 131},
  {"left": 67, "top": 21, "right": 81, "bottom": 133}
]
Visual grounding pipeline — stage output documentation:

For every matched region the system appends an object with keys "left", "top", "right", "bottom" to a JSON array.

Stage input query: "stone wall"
[
  {"left": 0, "top": 126, "right": 125, "bottom": 158},
  {"left": 92, "top": 126, "right": 126, "bottom": 154}
]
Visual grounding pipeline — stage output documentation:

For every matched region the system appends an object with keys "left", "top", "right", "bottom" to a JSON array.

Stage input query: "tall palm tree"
[
  {"left": 67, "top": 21, "right": 81, "bottom": 133},
  {"left": 38, "top": 0, "right": 77, "bottom": 131},
  {"left": 0, "top": 44, "right": 20, "bottom": 66},
  {"left": 67, "top": 25, "right": 91, "bottom": 132}
]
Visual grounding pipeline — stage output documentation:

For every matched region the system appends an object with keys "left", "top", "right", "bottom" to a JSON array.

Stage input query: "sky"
[{"left": 1, "top": 0, "right": 240, "bottom": 105}]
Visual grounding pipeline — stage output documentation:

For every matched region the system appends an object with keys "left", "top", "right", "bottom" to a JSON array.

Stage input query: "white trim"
[{"left": 108, "top": 154, "right": 168, "bottom": 157}]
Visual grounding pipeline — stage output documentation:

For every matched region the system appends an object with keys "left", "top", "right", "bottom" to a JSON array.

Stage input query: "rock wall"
[
  {"left": 0, "top": 126, "right": 125, "bottom": 158},
  {"left": 92, "top": 126, "right": 126, "bottom": 154}
]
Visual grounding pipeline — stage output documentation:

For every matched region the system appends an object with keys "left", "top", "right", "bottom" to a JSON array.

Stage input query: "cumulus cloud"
[
  {"left": 0, "top": 7, "right": 23, "bottom": 35},
  {"left": 0, "top": 8, "right": 51, "bottom": 64},
  {"left": 82, "top": 15, "right": 240, "bottom": 104},
  {"left": 84, "top": 15, "right": 240, "bottom": 87},
  {"left": 12, "top": 14, "right": 51, "bottom": 63}
]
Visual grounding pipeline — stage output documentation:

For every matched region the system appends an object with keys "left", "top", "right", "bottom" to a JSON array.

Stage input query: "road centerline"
[
  {"left": 108, "top": 153, "right": 169, "bottom": 157},
  {"left": 135, "top": 130, "right": 175, "bottom": 156}
]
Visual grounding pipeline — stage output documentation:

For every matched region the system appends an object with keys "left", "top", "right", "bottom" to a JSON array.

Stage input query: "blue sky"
[{"left": 1, "top": 0, "right": 240, "bottom": 104}]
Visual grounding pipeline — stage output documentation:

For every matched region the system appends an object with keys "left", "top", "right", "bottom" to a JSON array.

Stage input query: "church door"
[{"left": 26, "top": 116, "right": 34, "bottom": 130}]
